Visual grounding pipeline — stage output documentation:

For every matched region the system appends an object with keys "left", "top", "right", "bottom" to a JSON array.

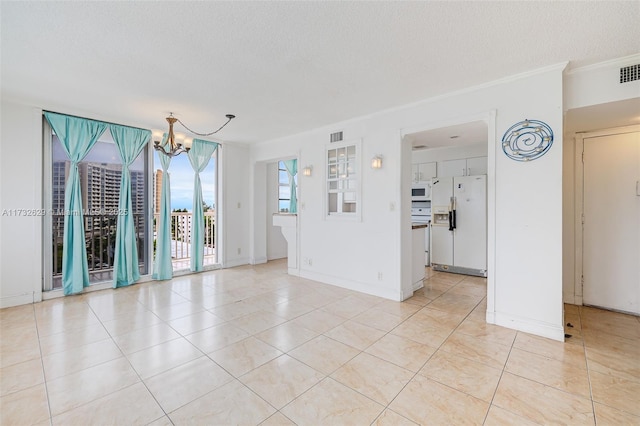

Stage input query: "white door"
[
  {"left": 583, "top": 131, "right": 640, "bottom": 314},
  {"left": 453, "top": 175, "right": 487, "bottom": 270}
]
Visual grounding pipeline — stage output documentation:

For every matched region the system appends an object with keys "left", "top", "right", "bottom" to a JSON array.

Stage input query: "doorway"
[{"left": 578, "top": 127, "right": 639, "bottom": 315}]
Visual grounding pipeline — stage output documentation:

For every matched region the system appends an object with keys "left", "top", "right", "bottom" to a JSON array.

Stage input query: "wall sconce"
[
  {"left": 302, "top": 166, "right": 313, "bottom": 176},
  {"left": 371, "top": 155, "right": 383, "bottom": 169}
]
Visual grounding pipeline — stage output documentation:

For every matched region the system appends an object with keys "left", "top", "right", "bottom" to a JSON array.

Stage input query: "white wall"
[
  {"left": 252, "top": 63, "right": 567, "bottom": 340},
  {"left": 219, "top": 143, "right": 251, "bottom": 268},
  {"left": 0, "top": 100, "right": 43, "bottom": 308},
  {"left": 266, "top": 162, "right": 287, "bottom": 260}
]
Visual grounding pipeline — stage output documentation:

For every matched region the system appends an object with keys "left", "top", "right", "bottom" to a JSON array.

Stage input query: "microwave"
[{"left": 411, "top": 182, "right": 431, "bottom": 201}]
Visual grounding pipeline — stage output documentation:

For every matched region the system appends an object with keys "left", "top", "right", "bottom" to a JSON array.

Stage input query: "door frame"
[{"left": 573, "top": 124, "right": 640, "bottom": 306}]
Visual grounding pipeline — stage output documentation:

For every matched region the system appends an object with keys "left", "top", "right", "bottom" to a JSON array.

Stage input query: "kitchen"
[{"left": 409, "top": 121, "right": 488, "bottom": 288}]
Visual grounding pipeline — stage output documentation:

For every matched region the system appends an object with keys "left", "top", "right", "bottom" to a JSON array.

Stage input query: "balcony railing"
[
  {"left": 153, "top": 211, "right": 216, "bottom": 270},
  {"left": 51, "top": 211, "right": 215, "bottom": 290}
]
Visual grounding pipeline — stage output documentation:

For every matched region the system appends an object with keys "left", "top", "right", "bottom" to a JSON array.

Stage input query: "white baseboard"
[
  {"left": 222, "top": 258, "right": 250, "bottom": 268},
  {"left": 412, "top": 280, "right": 424, "bottom": 292},
  {"left": 492, "top": 311, "right": 565, "bottom": 342},
  {"left": 0, "top": 292, "right": 34, "bottom": 309},
  {"left": 299, "top": 269, "right": 402, "bottom": 301},
  {"left": 250, "top": 256, "right": 268, "bottom": 265}
]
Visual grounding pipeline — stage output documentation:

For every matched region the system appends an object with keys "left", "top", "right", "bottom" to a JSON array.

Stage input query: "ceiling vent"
[
  {"left": 330, "top": 131, "right": 343, "bottom": 143},
  {"left": 620, "top": 64, "right": 639, "bottom": 83}
]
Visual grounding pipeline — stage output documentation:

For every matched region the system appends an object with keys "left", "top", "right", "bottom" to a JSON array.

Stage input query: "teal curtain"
[
  {"left": 44, "top": 112, "right": 107, "bottom": 295},
  {"left": 109, "top": 124, "right": 151, "bottom": 288},
  {"left": 187, "top": 139, "right": 219, "bottom": 272},
  {"left": 283, "top": 159, "right": 297, "bottom": 213},
  {"left": 152, "top": 134, "right": 173, "bottom": 280}
]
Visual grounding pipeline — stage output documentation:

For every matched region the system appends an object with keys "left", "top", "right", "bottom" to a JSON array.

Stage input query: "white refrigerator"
[{"left": 430, "top": 175, "right": 487, "bottom": 277}]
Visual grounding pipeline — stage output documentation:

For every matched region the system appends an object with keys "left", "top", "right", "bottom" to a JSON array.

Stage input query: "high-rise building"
[{"left": 154, "top": 169, "right": 163, "bottom": 214}]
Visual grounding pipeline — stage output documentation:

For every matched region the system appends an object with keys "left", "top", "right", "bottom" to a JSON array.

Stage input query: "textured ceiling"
[{"left": 1, "top": 1, "right": 639, "bottom": 144}]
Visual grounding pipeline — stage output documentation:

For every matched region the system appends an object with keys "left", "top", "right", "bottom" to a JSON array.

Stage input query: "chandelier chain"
[{"left": 175, "top": 116, "right": 234, "bottom": 137}]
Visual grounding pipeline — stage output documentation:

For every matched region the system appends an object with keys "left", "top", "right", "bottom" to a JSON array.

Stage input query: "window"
[
  {"left": 278, "top": 161, "right": 293, "bottom": 212},
  {"left": 44, "top": 123, "right": 149, "bottom": 290},
  {"left": 327, "top": 141, "right": 359, "bottom": 216}
]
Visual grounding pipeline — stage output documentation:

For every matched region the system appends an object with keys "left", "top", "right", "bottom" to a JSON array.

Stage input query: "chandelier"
[{"left": 153, "top": 112, "right": 236, "bottom": 157}]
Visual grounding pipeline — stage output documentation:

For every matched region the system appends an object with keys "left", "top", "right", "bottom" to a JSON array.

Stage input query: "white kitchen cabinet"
[
  {"left": 466, "top": 156, "right": 487, "bottom": 176},
  {"left": 438, "top": 159, "right": 467, "bottom": 177},
  {"left": 412, "top": 162, "right": 437, "bottom": 182},
  {"left": 438, "top": 156, "right": 487, "bottom": 177}
]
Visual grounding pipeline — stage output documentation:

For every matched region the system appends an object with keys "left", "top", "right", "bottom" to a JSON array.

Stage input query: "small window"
[
  {"left": 326, "top": 141, "right": 359, "bottom": 217},
  {"left": 278, "top": 161, "right": 292, "bottom": 212}
]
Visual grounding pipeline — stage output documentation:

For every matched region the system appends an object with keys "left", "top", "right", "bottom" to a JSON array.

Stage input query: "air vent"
[
  {"left": 330, "top": 131, "right": 343, "bottom": 143},
  {"left": 620, "top": 64, "right": 639, "bottom": 83},
  {"left": 412, "top": 144, "right": 428, "bottom": 150}
]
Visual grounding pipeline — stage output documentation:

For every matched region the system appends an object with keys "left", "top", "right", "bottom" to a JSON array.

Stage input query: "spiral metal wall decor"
[{"left": 502, "top": 119, "right": 554, "bottom": 162}]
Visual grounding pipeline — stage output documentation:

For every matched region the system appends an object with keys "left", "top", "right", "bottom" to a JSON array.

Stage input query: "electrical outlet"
[
  {"left": 389, "top": 202, "right": 395, "bottom": 211},
  {"left": 377, "top": 272, "right": 383, "bottom": 281},
  {"left": 237, "top": 248, "right": 241, "bottom": 255},
  {"left": 237, "top": 202, "right": 241, "bottom": 209},
  {"left": 308, "top": 258, "right": 312, "bottom": 266}
]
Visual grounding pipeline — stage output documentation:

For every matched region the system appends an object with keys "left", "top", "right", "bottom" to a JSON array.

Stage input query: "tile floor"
[{"left": 1, "top": 260, "right": 639, "bottom": 425}]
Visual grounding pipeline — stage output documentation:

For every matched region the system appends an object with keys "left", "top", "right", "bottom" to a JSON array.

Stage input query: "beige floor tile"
[
  {"left": 263, "top": 299, "right": 316, "bottom": 320},
  {"left": 209, "top": 337, "right": 283, "bottom": 377},
  {"left": 0, "top": 304, "right": 35, "bottom": 326},
  {"left": 513, "top": 332, "right": 587, "bottom": 368},
  {"left": 127, "top": 338, "right": 202, "bottom": 379},
  {"left": 506, "top": 347, "right": 591, "bottom": 398},
  {"left": 455, "top": 317, "right": 517, "bottom": 347},
  {"left": 46, "top": 357, "right": 140, "bottom": 416},
  {"left": 228, "top": 310, "right": 287, "bottom": 335},
  {"left": 448, "top": 281, "right": 487, "bottom": 298},
  {"left": 413, "top": 280, "right": 451, "bottom": 300},
  {"left": 35, "top": 306, "right": 101, "bottom": 337},
  {"left": 144, "top": 356, "right": 233, "bottom": 413},
  {"left": 428, "top": 292, "right": 482, "bottom": 315},
  {"left": 414, "top": 306, "right": 468, "bottom": 329},
  {"left": 492, "top": 372, "right": 594, "bottom": 425},
  {"left": 581, "top": 307, "right": 640, "bottom": 340},
  {"left": 146, "top": 415, "right": 175, "bottom": 426},
  {"left": 0, "top": 358, "right": 45, "bottom": 397},
  {"left": 101, "top": 310, "right": 163, "bottom": 337},
  {"left": 590, "top": 370, "right": 640, "bottom": 416},
  {"left": 168, "top": 379, "right": 275, "bottom": 425},
  {"left": 209, "top": 300, "right": 263, "bottom": 321},
  {"left": 240, "top": 354, "right": 324, "bottom": 409},
  {"left": 389, "top": 374, "right": 489, "bottom": 425},
  {"left": 373, "top": 300, "right": 422, "bottom": 319},
  {"left": 483, "top": 405, "right": 539, "bottom": 426},
  {"left": 185, "top": 322, "right": 250, "bottom": 354},
  {"left": 586, "top": 344, "right": 640, "bottom": 382},
  {"left": 260, "top": 412, "right": 296, "bottom": 426},
  {"left": 38, "top": 322, "right": 111, "bottom": 356},
  {"left": 281, "top": 377, "right": 384, "bottom": 425},
  {"left": 288, "top": 290, "right": 340, "bottom": 309},
  {"left": 0, "top": 343, "right": 41, "bottom": 370},
  {"left": 289, "top": 335, "right": 360, "bottom": 375},
  {"left": 290, "top": 309, "right": 346, "bottom": 333},
  {"left": 324, "top": 320, "right": 386, "bottom": 351},
  {"left": 331, "top": 352, "right": 414, "bottom": 405},
  {"left": 255, "top": 321, "right": 318, "bottom": 352},
  {"left": 351, "top": 307, "right": 405, "bottom": 332},
  {"left": 402, "top": 293, "right": 433, "bottom": 307},
  {"left": 112, "top": 323, "right": 181, "bottom": 354},
  {"left": 390, "top": 315, "right": 453, "bottom": 347},
  {"left": 42, "top": 339, "right": 123, "bottom": 381},
  {"left": 150, "top": 301, "right": 204, "bottom": 322},
  {"left": 320, "top": 296, "right": 377, "bottom": 319},
  {"left": 419, "top": 350, "right": 502, "bottom": 402},
  {"left": 136, "top": 289, "right": 189, "bottom": 310},
  {"left": 365, "top": 333, "right": 436, "bottom": 372},
  {"left": 440, "top": 332, "right": 511, "bottom": 369},
  {"left": 51, "top": 382, "right": 163, "bottom": 426},
  {"left": 0, "top": 384, "right": 49, "bottom": 426},
  {"left": 166, "top": 310, "right": 225, "bottom": 335},
  {"left": 593, "top": 402, "right": 640, "bottom": 426},
  {"left": 372, "top": 409, "right": 418, "bottom": 425}
]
